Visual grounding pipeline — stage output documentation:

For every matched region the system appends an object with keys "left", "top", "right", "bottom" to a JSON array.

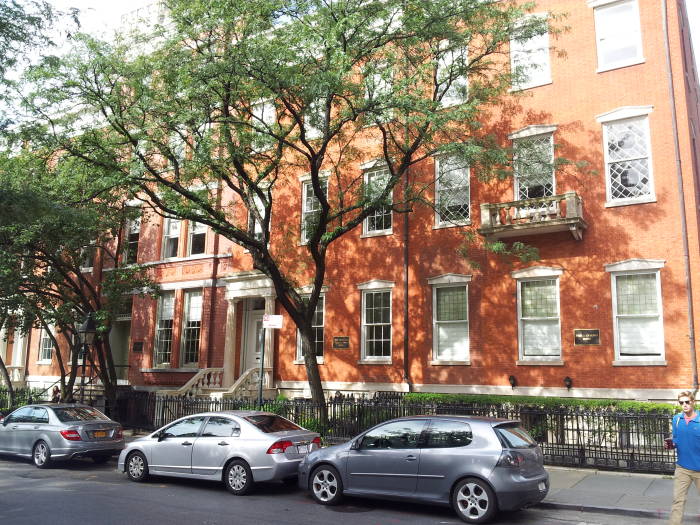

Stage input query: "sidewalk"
[{"left": 542, "top": 466, "right": 700, "bottom": 521}]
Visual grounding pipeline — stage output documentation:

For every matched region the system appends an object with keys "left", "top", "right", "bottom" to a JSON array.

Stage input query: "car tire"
[
  {"left": 126, "top": 451, "right": 149, "bottom": 482},
  {"left": 33, "top": 440, "right": 52, "bottom": 469},
  {"left": 451, "top": 477, "right": 497, "bottom": 524},
  {"left": 310, "top": 465, "right": 343, "bottom": 506},
  {"left": 92, "top": 455, "right": 111, "bottom": 465},
  {"left": 224, "top": 459, "right": 254, "bottom": 495}
]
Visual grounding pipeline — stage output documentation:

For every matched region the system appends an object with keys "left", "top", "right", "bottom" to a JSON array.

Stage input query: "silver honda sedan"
[
  {"left": 298, "top": 415, "right": 548, "bottom": 524},
  {"left": 0, "top": 404, "right": 124, "bottom": 468},
  {"left": 118, "top": 410, "right": 320, "bottom": 495}
]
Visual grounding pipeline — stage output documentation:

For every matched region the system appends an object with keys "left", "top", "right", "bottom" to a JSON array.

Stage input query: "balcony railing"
[{"left": 478, "top": 192, "right": 587, "bottom": 241}]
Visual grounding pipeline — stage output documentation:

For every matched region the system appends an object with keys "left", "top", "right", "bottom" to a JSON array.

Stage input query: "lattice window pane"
[
  {"left": 606, "top": 118, "right": 652, "bottom": 200},
  {"left": 363, "top": 291, "right": 391, "bottom": 358},
  {"left": 616, "top": 274, "right": 657, "bottom": 315},
  {"left": 437, "top": 287, "right": 467, "bottom": 321},
  {"left": 515, "top": 135, "right": 554, "bottom": 200},
  {"left": 521, "top": 280, "right": 557, "bottom": 318},
  {"left": 365, "top": 168, "right": 392, "bottom": 233},
  {"left": 437, "top": 156, "right": 470, "bottom": 223}
]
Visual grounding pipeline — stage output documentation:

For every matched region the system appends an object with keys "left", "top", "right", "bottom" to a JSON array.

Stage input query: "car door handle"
[
  {"left": 33, "top": 426, "right": 40, "bottom": 430},
  {"left": 405, "top": 455, "right": 417, "bottom": 461},
  {"left": 11, "top": 426, "right": 18, "bottom": 430},
  {"left": 181, "top": 441, "right": 193, "bottom": 446},
  {"left": 218, "top": 441, "right": 229, "bottom": 446}
]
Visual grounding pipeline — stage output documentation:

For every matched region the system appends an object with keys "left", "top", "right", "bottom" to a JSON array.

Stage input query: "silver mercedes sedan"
[
  {"left": 118, "top": 410, "right": 320, "bottom": 495},
  {"left": 0, "top": 404, "right": 124, "bottom": 468},
  {"left": 298, "top": 415, "right": 548, "bottom": 524}
]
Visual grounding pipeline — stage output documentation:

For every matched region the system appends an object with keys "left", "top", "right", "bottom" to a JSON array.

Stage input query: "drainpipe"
[
  {"left": 662, "top": 0, "right": 698, "bottom": 393},
  {"left": 403, "top": 171, "right": 413, "bottom": 392},
  {"left": 206, "top": 186, "right": 223, "bottom": 369}
]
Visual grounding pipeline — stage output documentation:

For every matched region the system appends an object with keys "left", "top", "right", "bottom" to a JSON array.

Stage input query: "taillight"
[
  {"left": 266, "top": 440, "right": 294, "bottom": 454},
  {"left": 497, "top": 450, "right": 525, "bottom": 468},
  {"left": 311, "top": 436, "right": 322, "bottom": 449},
  {"left": 60, "top": 429, "right": 82, "bottom": 441},
  {"left": 114, "top": 427, "right": 123, "bottom": 440}
]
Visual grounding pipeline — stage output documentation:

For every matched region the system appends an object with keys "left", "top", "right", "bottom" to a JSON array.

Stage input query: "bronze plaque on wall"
[
  {"left": 574, "top": 329, "right": 600, "bottom": 345},
  {"left": 132, "top": 341, "right": 144, "bottom": 353},
  {"left": 333, "top": 336, "right": 350, "bottom": 349}
]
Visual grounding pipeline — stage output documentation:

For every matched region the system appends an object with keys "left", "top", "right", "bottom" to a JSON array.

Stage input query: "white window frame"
[
  {"left": 180, "top": 289, "right": 203, "bottom": 367},
  {"left": 300, "top": 177, "right": 328, "bottom": 244},
  {"left": 437, "top": 42, "right": 468, "bottom": 107},
  {"left": 510, "top": 14, "right": 551, "bottom": 90},
  {"left": 434, "top": 154, "right": 470, "bottom": 228},
  {"left": 304, "top": 99, "right": 326, "bottom": 140},
  {"left": 38, "top": 327, "right": 53, "bottom": 364},
  {"left": 364, "top": 62, "right": 393, "bottom": 124},
  {"left": 362, "top": 166, "right": 393, "bottom": 237},
  {"left": 252, "top": 99, "right": 276, "bottom": 128},
  {"left": 509, "top": 126, "right": 556, "bottom": 202},
  {"left": 358, "top": 280, "right": 394, "bottom": 363},
  {"left": 154, "top": 291, "right": 175, "bottom": 367},
  {"left": 590, "top": 0, "right": 644, "bottom": 72},
  {"left": 247, "top": 193, "right": 267, "bottom": 242},
  {"left": 79, "top": 243, "right": 96, "bottom": 273},
  {"left": 295, "top": 295, "right": 325, "bottom": 364},
  {"left": 597, "top": 106, "right": 655, "bottom": 207},
  {"left": 124, "top": 215, "right": 141, "bottom": 265},
  {"left": 605, "top": 259, "right": 665, "bottom": 364},
  {"left": 187, "top": 220, "right": 207, "bottom": 256},
  {"left": 428, "top": 274, "right": 471, "bottom": 364},
  {"left": 161, "top": 217, "right": 181, "bottom": 259},
  {"left": 513, "top": 266, "right": 563, "bottom": 363}
]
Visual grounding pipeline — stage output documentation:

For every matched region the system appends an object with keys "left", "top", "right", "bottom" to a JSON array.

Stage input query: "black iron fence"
[
  {"left": 113, "top": 391, "right": 677, "bottom": 474},
  {"left": 0, "top": 387, "right": 44, "bottom": 411}
]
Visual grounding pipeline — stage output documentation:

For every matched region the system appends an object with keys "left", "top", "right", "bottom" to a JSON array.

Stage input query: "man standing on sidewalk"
[{"left": 669, "top": 390, "right": 700, "bottom": 525}]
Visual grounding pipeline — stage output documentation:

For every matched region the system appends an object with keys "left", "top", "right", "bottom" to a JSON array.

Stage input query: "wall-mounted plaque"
[
  {"left": 132, "top": 341, "right": 144, "bottom": 353},
  {"left": 333, "top": 336, "right": 350, "bottom": 349},
  {"left": 574, "top": 329, "right": 600, "bottom": 345}
]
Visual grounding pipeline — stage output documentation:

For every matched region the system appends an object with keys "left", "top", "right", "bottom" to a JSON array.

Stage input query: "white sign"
[{"left": 262, "top": 314, "right": 284, "bottom": 329}]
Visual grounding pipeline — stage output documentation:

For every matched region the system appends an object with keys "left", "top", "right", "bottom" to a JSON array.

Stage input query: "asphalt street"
[{"left": 0, "top": 455, "right": 667, "bottom": 525}]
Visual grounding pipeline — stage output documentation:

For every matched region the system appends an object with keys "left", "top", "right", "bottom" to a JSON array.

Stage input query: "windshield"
[
  {"left": 52, "top": 407, "right": 109, "bottom": 423},
  {"left": 244, "top": 414, "right": 301, "bottom": 433},
  {"left": 495, "top": 424, "right": 538, "bottom": 448}
]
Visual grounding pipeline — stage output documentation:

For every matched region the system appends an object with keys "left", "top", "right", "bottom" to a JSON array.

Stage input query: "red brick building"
[{"left": 8, "top": 0, "right": 700, "bottom": 402}]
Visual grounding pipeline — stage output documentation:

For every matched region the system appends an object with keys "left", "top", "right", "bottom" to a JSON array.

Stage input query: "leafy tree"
[{"left": 19, "top": 0, "right": 556, "bottom": 419}]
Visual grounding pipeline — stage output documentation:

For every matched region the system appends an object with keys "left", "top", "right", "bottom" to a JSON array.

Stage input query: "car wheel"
[
  {"left": 224, "top": 459, "right": 253, "bottom": 495},
  {"left": 92, "top": 455, "right": 111, "bottom": 465},
  {"left": 310, "top": 465, "right": 343, "bottom": 505},
  {"left": 33, "top": 440, "right": 51, "bottom": 469},
  {"left": 451, "top": 477, "right": 497, "bottom": 524},
  {"left": 126, "top": 451, "right": 149, "bottom": 482}
]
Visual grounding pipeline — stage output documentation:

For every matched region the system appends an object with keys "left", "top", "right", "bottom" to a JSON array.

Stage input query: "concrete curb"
[{"left": 537, "top": 501, "right": 669, "bottom": 520}]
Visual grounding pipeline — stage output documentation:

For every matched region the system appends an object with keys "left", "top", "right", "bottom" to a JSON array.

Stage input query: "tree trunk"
[
  {"left": 0, "top": 355, "right": 15, "bottom": 408},
  {"left": 300, "top": 329, "right": 328, "bottom": 429}
]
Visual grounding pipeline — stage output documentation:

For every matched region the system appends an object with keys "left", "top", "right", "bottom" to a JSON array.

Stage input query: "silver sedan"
[
  {"left": 0, "top": 404, "right": 125, "bottom": 468},
  {"left": 118, "top": 410, "right": 320, "bottom": 495}
]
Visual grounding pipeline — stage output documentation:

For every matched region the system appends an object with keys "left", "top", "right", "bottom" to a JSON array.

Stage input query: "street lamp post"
[{"left": 77, "top": 313, "right": 96, "bottom": 404}]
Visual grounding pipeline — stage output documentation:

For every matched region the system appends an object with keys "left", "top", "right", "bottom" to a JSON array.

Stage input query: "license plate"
[
  {"left": 93, "top": 430, "right": 107, "bottom": 438},
  {"left": 538, "top": 481, "right": 546, "bottom": 491},
  {"left": 297, "top": 445, "right": 308, "bottom": 454}
]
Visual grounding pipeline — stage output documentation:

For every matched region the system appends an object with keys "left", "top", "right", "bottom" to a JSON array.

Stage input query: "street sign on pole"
[{"left": 262, "top": 314, "right": 283, "bottom": 329}]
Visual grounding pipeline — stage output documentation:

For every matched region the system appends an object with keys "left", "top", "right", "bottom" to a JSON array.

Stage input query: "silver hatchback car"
[
  {"left": 0, "top": 404, "right": 124, "bottom": 468},
  {"left": 299, "top": 415, "right": 548, "bottom": 524},
  {"left": 118, "top": 410, "right": 320, "bottom": 495}
]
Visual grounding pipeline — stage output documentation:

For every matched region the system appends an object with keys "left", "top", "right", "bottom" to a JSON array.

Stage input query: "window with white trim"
[
  {"left": 362, "top": 289, "right": 392, "bottom": 360},
  {"left": 38, "top": 328, "right": 53, "bottom": 362},
  {"left": 612, "top": 272, "right": 663, "bottom": 360},
  {"left": 433, "top": 286, "right": 469, "bottom": 361},
  {"left": 363, "top": 166, "right": 392, "bottom": 235},
  {"left": 154, "top": 292, "right": 175, "bottom": 367},
  {"left": 437, "top": 43, "right": 468, "bottom": 107},
  {"left": 124, "top": 216, "right": 141, "bottom": 264},
  {"left": 602, "top": 115, "right": 653, "bottom": 204},
  {"left": 162, "top": 218, "right": 181, "bottom": 259},
  {"left": 514, "top": 132, "right": 554, "bottom": 200},
  {"left": 168, "top": 128, "right": 187, "bottom": 167},
  {"left": 248, "top": 194, "right": 266, "bottom": 242},
  {"left": 181, "top": 290, "right": 202, "bottom": 366},
  {"left": 592, "top": 0, "right": 644, "bottom": 72},
  {"left": 304, "top": 99, "right": 326, "bottom": 140},
  {"left": 510, "top": 15, "right": 551, "bottom": 90},
  {"left": 187, "top": 221, "right": 206, "bottom": 256},
  {"left": 79, "top": 243, "right": 95, "bottom": 271},
  {"left": 517, "top": 279, "right": 561, "bottom": 359},
  {"left": 301, "top": 178, "right": 328, "bottom": 244},
  {"left": 435, "top": 155, "right": 470, "bottom": 226},
  {"left": 296, "top": 296, "right": 324, "bottom": 361},
  {"left": 252, "top": 99, "right": 276, "bottom": 128},
  {"left": 365, "top": 62, "right": 393, "bottom": 123}
]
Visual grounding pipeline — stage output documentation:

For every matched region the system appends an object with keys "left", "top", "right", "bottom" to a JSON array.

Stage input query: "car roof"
[
  {"left": 173, "top": 410, "right": 278, "bottom": 418},
  {"left": 19, "top": 403, "right": 95, "bottom": 410},
  {"left": 386, "top": 414, "right": 520, "bottom": 426}
]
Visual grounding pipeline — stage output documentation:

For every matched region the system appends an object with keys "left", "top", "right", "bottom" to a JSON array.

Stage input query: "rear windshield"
[
  {"left": 244, "top": 415, "right": 301, "bottom": 433},
  {"left": 52, "top": 407, "right": 109, "bottom": 423},
  {"left": 495, "top": 424, "right": 537, "bottom": 448}
]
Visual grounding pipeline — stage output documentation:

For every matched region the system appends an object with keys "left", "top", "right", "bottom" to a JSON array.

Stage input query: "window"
[
  {"left": 187, "top": 221, "right": 206, "bottom": 256},
  {"left": 606, "top": 260, "right": 665, "bottom": 361},
  {"left": 514, "top": 268, "right": 562, "bottom": 361},
  {"left": 124, "top": 216, "right": 141, "bottom": 264},
  {"left": 513, "top": 132, "right": 554, "bottom": 200},
  {"left": 296, "top": 296, "right": 324, "bottom": 361},
  {"left": 248, "top": 194, "right": 266, "bottom": 242},
  {"left": 510, "top": 15, "right": 551, "bottom": 90},
  {"left": 365, "top": 63, "right": 392, "bottom": 123},
  {"left": 180, "top": 290, "right": 202, "bottom": 366},
  {"left": 425, "top": 420, "right": 473, "bottom": 448},
  {"left": 361, "top": 288, "right": 392, "bottom": 361},
  {"left": 433, "top": 286, "right": 469, "bottom": 362},
  {"left": 252, "top": 99, "right": 276, "bottom": 128},
  {"left": 304, "top": 99, "right": 326, "bottom": 140},
  {"left": 359, "top": 420, "right": 427, "bottom": 450},
  {"left": 79, "top": 244, "right": 95, "bottom": 271},
  {"left": 301, "top": 178, "right": 328, "bottom": 244},
  {"left": 436, "top": 44, "right": 468, "bottom": 106},
  {"left": 201, "top": 417, "right": 240, "bottom": 438},
  {"left": 154, "top": 292, "right": 175, "bottom": 366},
  {"left": 435, "top": 155, "right": 470, "bottom": 226},
  {"left": 592, "top": 0, "right": 644, "bottom": 72},
  {"left": 29, "top": 407, "right": 49, "bottom": 424},
  {"left": 38, "top": 328, "right": 53, "bottom": 362},
  {"left": 162, "top": 416, "right": 206, "bottom": 438},
  {"left": 363, "top": 166, "right": 392, "bottom": 235},
  {"left": 162, "top": 218, "right": 181, "bottom": 259},
  {"left": 599, "top": 109, "right": 654, "bottom": 205},
  {"left": 168, "top": 128, "right": 187, "bottom": 167}
]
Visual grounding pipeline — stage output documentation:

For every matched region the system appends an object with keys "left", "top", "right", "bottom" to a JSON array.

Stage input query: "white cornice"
[
  {"left": 604, "top": 259, "right": 666, "bottom": 272},
  {"left": 511, "top": 266, "right": 563, "bottom": 279},
  {"left": 596, "top": 105, "right": 653, "bottom": 123}
]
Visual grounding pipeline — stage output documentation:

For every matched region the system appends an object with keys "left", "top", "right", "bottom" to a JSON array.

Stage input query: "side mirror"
[
  {"left": 231, "top": 428, "right": 241, "bottom": 437},
  {"left": 156, "top": 431, "right": 166, "bottom": 442},
  {"left": 350, "top": 438, "right": 361, "bottom": 450}
]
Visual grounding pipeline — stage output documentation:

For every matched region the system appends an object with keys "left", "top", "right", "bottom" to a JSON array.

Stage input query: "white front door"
[{"left": 243, "top": 312, "right": 265, "bottom": 372}]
